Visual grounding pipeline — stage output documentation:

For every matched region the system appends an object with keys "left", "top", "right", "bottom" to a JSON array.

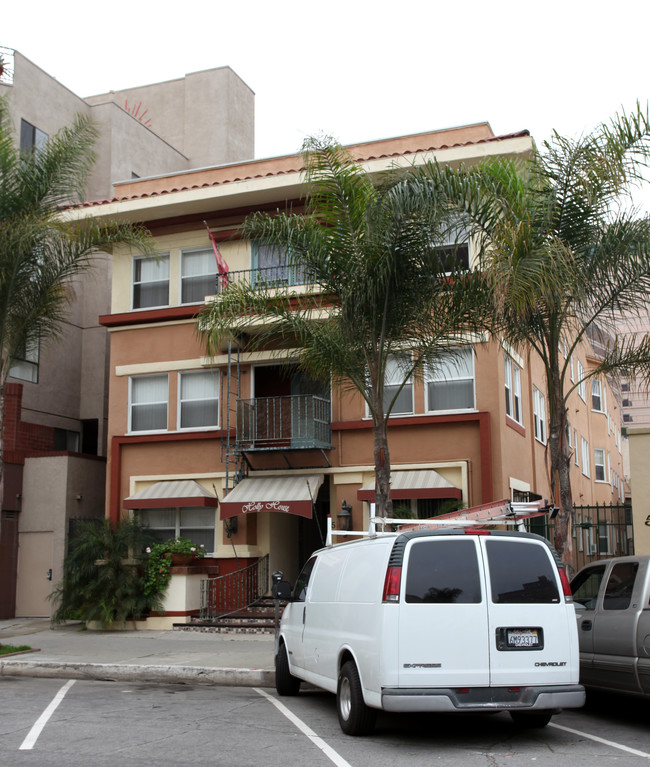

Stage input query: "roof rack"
[{"left": 326, "top": 498, "right": 558, "bottom": 545}]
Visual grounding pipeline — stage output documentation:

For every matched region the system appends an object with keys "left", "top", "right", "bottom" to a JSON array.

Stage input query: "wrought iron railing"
[
  {"left": 214, "top": 265, "right": 315, "bottom": 294},
  {"left": 236, "top": 394, "right": 331, "bottom": 450},
  {"left": 199, "top": 554, "right": 269, "bottom": 620}
]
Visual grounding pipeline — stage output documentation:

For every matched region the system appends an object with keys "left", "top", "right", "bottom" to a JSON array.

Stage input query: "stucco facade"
[{"left": 76, "top": 124, "right": 628, "bottom": 627}]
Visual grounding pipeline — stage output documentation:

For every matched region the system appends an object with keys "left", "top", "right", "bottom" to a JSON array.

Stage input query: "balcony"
[
  {"left": 236, "top": 395, "right": 331, "bottom": 451},
  {"left": 215, "top": 265, "right": 313, "bottom": 294}
]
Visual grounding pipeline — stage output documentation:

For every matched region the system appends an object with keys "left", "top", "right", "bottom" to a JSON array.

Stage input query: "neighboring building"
[
  {"left": 0, "top": 46, "right": 254, "bottom": 618},
  {"left": 627, "top": 427, "right": 650, "bottom": 555},
  {"left": 75, "top": 123, "right": 628, "bottom": 628}
]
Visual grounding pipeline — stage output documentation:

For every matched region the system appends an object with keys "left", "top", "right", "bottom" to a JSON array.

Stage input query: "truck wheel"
[
  {"left": 275, "top": 643, "right": 300, "bottom": 696},
  {"left": 337, "top": 661, "right": 377, "bottom": 736},
  {"left": 509, "top": 710, "right": 553, "bottom": 728}
]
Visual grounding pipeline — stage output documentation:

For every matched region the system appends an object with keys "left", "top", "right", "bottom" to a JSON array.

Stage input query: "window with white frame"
[
  {"left": 591, "top": 378, "right": 606, "bottom": 412},
  {"left": 133, "top": 254, "right": 170, "bottom": 309},
  {"left": 574, "top": 429, "right": 579, "bottom": 465},
  {"left": 598, "top": 521, "right": 610, "bottom": 555},
  {"left": 181, "top": 248, "right": 217, "bottom": 304},
  {"left": 252, "top": 242, "right": 307, "bottom": 287},
  {"left": 569, "top": 355, "right": 575, "bottom": 382},
  {"left": 178, "top": 370, "right": 219, "bottom": 429},
  {"left": 566, "top": 420, "right": 572, "bottom": 448},
  {"left": 426, "top": 346, "right": 475, "bottom": 412},
  {"left": 594, "top": 448, "right": 606, "bottom": 481},
  {"left": 504, "top": 355, "right": 522, "bottom": 424},
  {"left": 9, "top": 334, "right": 40, "bottom": 383},
  {"left": 532, "top": 386, "right": 546, "bottom": 443},
  {"left": 577, "top": 360, "right": 586, "bottom": 400},
  {"left": 130, "top": 374, "right": 168, "bottom": 432},
  {"left": 581, "top": 437, "right": 590, "bottom": 477},
  {"left": 382, "top": 355, "right": 413, "bottom": 415},
  {"left": 138, "top": 507, "right": 216, "bottom": 552}
]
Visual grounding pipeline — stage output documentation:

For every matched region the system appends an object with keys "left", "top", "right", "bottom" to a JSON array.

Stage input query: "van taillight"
[
  {"left": 558, "top": 566, "right": 573, "bottom": 602},
  {"left": 383, "top": 566, "right": 402, "bottom": 603}
]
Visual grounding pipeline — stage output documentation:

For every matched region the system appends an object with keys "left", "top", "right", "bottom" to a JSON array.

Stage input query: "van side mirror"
[{"left": 272, "top": 579, "right": 293, "bottom": 601}]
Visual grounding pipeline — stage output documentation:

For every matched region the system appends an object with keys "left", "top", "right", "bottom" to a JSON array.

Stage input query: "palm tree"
[
  {"left": 0, "top": 97, "right": 152, "bottom": 507},
  {"left": 420, "top": 104, "right": 650, "bottom": 567},
  {"left": 199, "top": 137, "right": 489, "bottom": 518}
]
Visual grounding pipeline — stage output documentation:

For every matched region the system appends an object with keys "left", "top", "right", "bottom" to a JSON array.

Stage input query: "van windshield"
[{"left": 486, "top": 540, "right": 560, "bottom": 604}]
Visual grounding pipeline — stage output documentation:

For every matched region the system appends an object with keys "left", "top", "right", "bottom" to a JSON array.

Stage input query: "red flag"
[{"left": 204, "top": 221, "right": 229, "bottom": 288}]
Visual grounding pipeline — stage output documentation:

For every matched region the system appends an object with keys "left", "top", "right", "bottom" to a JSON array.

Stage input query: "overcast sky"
[{"left": 4, "top": 1, "right": 650, "bottom": 169}]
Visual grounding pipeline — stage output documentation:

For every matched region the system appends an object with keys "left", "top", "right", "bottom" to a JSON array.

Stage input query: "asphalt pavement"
[{"left": 0, "top": 618, "right": 276, "bottom": 687}]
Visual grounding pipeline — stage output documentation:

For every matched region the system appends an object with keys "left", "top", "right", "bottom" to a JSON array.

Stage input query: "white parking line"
[
  {"left": 255, "top": 688, "right": 353, "bottom": 767},
  {"left": 550, "top": 722, "right": 650, "bottom": 759},
  {"left": 19, "top": 679, "right": 76, "bottom": 751}
]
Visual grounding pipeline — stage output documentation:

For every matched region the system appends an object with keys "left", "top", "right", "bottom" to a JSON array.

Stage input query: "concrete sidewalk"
[{"left": 0, "top": 618, "right": 276, "bottom": 687}]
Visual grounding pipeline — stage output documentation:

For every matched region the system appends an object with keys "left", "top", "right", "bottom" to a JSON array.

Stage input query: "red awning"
[
  {"left": 220, "top": 474, "right": 324, "bottom": 519},
  {"left": 123, "top": 480, "right": 219, "bottom": 509},
  {"left": 357, "top": 470, "right": 461, "bottom": 501}
]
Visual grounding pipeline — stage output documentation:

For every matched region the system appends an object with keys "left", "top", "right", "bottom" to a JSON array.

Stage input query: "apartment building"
[{"left": 75, "top": 123, "right": 627, "bottom": 626}]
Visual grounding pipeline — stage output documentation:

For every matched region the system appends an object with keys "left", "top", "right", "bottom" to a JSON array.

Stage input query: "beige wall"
[{"left": 628, "top": 427, "right": 650, "bottom": 554}]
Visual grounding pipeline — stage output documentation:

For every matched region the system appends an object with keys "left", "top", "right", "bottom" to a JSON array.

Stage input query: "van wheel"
[
  {"left": 509, "top": 710, "right": 553, "bottom": 728},
  {"left": 275, "top": 643, "right": 300, "bottom": 696},
  {"left": 337, "top": 661, "right": 377, "bottom": 736}
]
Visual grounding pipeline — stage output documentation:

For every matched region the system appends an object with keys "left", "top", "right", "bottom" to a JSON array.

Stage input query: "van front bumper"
[{"left": 381, "top": 685, "right": 585, "bottom": 713}]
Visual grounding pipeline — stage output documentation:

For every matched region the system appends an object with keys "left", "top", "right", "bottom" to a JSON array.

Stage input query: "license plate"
[{"left": 507, "top": 629, "right": 539, "bottom": 647}]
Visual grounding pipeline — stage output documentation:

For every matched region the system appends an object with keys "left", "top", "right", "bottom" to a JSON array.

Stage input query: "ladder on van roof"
[{"left": 326, "top": 498, "right": 559, "bottom": 545}]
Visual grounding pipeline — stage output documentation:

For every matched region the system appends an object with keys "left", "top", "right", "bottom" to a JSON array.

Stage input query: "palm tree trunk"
[
  {"left": 372, "top": 409, "right": 393, "bottom": 520},
  {"left": 548, "top": 376, "right": 574, "bottom": 572}
]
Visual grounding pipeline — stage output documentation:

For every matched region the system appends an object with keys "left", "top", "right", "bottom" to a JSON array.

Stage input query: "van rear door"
[
  {"left": 483, "top": 536, "right": 577, "bottom": 686},
  {"left": 397, "top": 536, "right": 490, "bottom": 687}
]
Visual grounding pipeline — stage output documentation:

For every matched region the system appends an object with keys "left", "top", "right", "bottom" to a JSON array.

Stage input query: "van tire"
[
  {"left": 509, "top": 710, "right": 553, "bottom": 728},
  {"left": 337, "top": 661, "right": 377, "bottom": 736},
  {"left": 276, "top": 643, "right": 300, "bottom": 696}
]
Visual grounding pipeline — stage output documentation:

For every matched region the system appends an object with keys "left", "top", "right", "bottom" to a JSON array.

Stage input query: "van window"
[
  {"left": 293, "top": 556, "right": 316, "bottom": 602},
  {"left": 486, "top": 540, "right": 560, "bottom": 603},
  {"left": 571, "top": 564, "right": 607, "bottom": 609},
  {"left": 405, "top": 539, "right": 481, "bottom": 603},
  {"left": 603, "top": 562, "right": 638, "bottom": 610}
]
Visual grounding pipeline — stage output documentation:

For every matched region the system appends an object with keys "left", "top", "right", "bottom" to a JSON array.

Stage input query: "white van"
[{"left": 274, "top": 527, "right": 584, "bottom": 735}]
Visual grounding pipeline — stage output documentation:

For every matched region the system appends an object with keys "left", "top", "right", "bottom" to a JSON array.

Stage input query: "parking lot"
[{"left": 1, "top": 677, "right": 649, "bottom": 766}]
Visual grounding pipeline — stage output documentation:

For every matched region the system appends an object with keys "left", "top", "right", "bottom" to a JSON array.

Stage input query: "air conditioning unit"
[{"left": 589, "top": 543, "right": 598, "bottom": 555}]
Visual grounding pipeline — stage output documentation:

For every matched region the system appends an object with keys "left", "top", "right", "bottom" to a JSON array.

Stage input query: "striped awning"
[
  {"left": 357, "top": 470, "right": 461, "bottom": 501},
  {"left": 220, "top": 474, "right": 324, "bottom": 519},
  {"left": 123, "top": 480, "right": 219, "bottom": 509}
]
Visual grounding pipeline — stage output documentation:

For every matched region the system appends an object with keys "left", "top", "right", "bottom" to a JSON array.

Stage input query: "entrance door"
[{"left": 15, "top": 531, "right": 53, "bottom": 617}]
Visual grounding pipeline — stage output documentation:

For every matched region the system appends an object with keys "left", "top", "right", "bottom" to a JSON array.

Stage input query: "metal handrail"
[
  {"left": 199, "top": 554, "right": 269, "bottom": 620},
  {"left": 236, "top": 394, "right": 331, "bottom": 449}
]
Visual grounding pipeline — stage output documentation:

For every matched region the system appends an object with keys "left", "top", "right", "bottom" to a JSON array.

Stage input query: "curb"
[{"left": 0, "top": 660, "right": 275, "bottom": 687}]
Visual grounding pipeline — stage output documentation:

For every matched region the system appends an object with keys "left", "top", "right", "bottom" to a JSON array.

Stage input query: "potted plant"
[{"left": 143, "top": 537, "right": 206, "bottom": 599}]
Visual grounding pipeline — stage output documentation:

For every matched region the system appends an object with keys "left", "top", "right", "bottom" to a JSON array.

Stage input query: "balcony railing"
[
  {"left": 214, "top": 265, "right": 314, "bottom": 294},
  {"left": 236, "top": 394, "right": 331, "bottom": 450}
]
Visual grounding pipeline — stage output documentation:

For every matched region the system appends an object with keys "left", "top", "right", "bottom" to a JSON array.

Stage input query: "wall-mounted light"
[
  {"left": 337, "top": 499, "right": 353, "bottom": 531},
  {"left": 75, "top": 494, "right": 83, "bottom": 502}
]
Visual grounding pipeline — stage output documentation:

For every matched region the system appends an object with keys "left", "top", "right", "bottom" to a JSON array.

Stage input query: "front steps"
[{"left": 173, "top": 597, "right": 283, "bottom": 634}]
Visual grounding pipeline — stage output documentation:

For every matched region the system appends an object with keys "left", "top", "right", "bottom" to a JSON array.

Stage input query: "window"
[
  {"left": 426, "top": 346, "right": 475, "bottom": 412},
  {"left": 574, "top": 429, "right": 579, "bottom": 465},
  {"left": 431, "top": 219, "right": 470, "bottom": 273},
  {"left": 178, "top": 370, "right": 219, "bottom": 429},
  {"left": 603, "top": 562, "right": 638, "bottom": 610},
  {"left": 594, "top": 448, "right": 606, "bottom": 482},
  {"left": 252, "top": 242, "right": 307, "bottom": 287},
  {"left": 571, "top": 564, "right": 606, "bottom": 609},
  {"left": 129, "top": 375, "right": 168, "bottom": 432},
  {"left": 504, "top": 355, "right": 522, "bottom": 424},
  {"left": 54, "top": 428, "right": 80, "bottom": 451},
  {"left": 293, "top": 556, "right": 317, "bottom": 602},
  {"left": 405, "top": 539, "right": 481, "bottom": 603},
  {"left": 9, "top": 335, "right": 40, "bottom": 383},
  {"left": 577, "top": 360, "right": 585, "bottom": 401},
  {"left": 181, "top": 248, "right": 217, "bottom": 304},
  {"left": 598, "top": 522, "right": 611, "bottom": 555},
  {"left": 139, "top": 507, "right": 216, "bottom": 552},
  {"left": 532, "top": 386, "right": 546, "bottom": 443},
  {"left": 383, "top": 355, "right": 413, "bottom": 415},
  {"left": 566, "top": 420, "right": 572, "bottom": 448},
  {"left": 591, "top": 378, "right": 605, "bottom": 412},
  {"left": 20, "top": 119, "right": 47, "bottom": 153},
  {"left": 569, "top": 355, "right": 575, "bottom": 382},
  {"left": 486, "top": 540, "right": 560, "bottom": 603},
  {"left": 581, "top": 437, "right": 590, "bottom": 477},
  {"left": 133, "top": 254, "right": 169, "bottom": 309}
]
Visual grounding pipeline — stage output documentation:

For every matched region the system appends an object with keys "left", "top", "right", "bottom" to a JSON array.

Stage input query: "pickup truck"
[{"left": 570, "top": 554, "right": 650, "bottom": 697}]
